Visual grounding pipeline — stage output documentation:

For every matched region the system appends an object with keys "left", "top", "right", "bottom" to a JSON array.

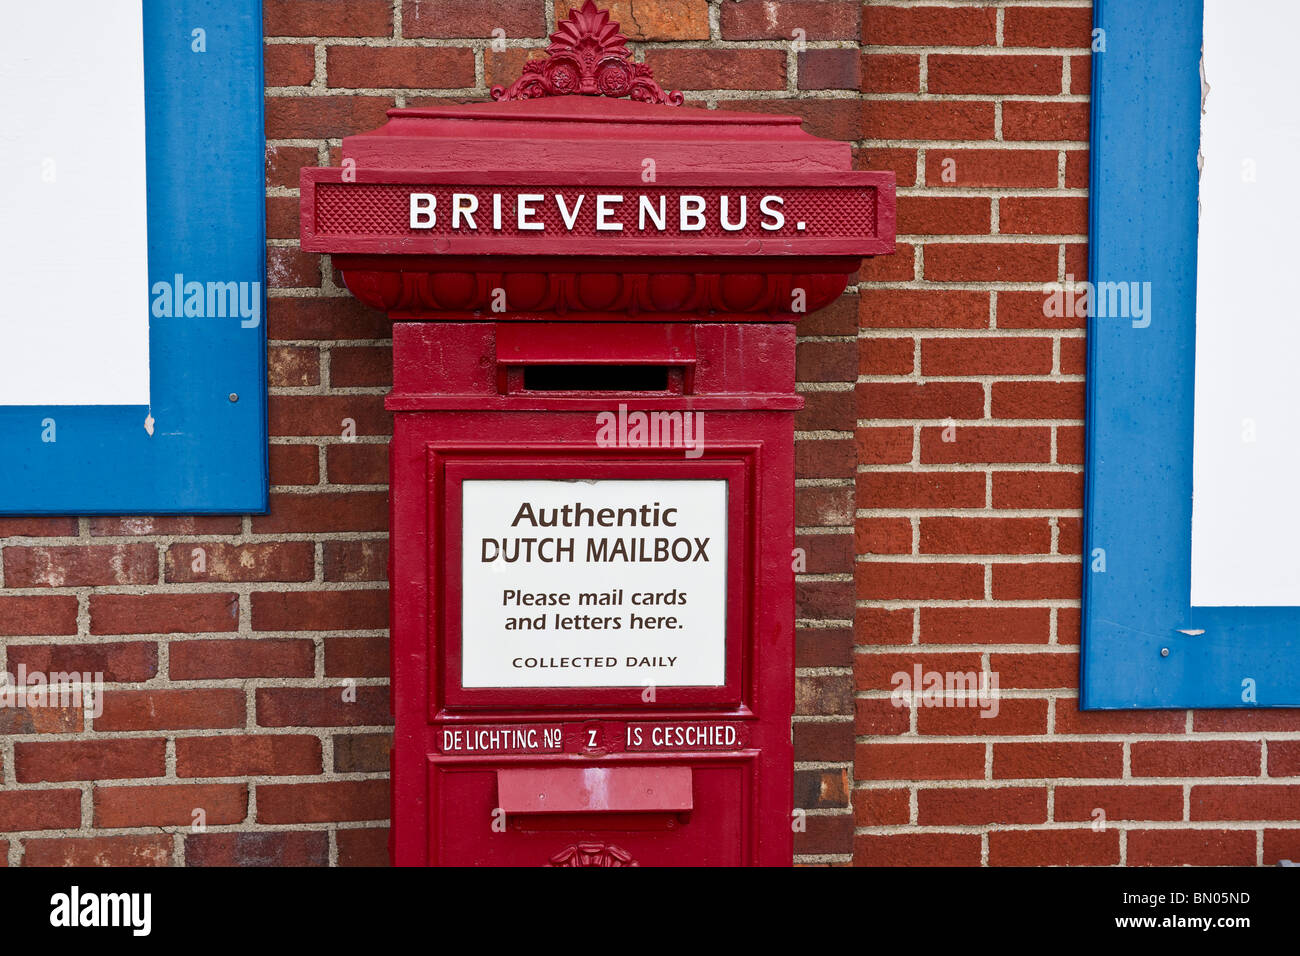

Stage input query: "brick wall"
[
  {"left": 0, "top": 0, "right": 1295, "bottom": 868},
  {"left": 855, "top": 0, "right": 1300, "bottom": 868}
]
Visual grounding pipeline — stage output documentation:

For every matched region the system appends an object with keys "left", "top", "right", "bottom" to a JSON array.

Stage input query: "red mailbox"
[{"left": 300, "top": 1, "right": 894, "bottom": 866}]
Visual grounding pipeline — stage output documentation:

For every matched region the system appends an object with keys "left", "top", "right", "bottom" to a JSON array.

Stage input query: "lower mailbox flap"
[{"left": 497, "top": 765, "right": 692, "bottom": 814}]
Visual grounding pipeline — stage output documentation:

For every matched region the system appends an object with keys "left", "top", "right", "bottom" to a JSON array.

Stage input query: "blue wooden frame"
[
  {"left": 0, "top": 0, "right": 267, "bottom": 515},
  {"left": 1083, "top": 0, "right": 1300, "bottom": 707}
]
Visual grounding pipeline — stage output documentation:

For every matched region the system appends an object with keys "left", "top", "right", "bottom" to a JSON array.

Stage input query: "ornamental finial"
[{"left": 491, "top": 1, "right": 684, "bottom": 106}]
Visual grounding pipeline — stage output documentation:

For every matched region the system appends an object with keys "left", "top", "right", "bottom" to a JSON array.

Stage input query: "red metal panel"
[{"left": 497, "top": 765, "right": 693, "bottom": 814}]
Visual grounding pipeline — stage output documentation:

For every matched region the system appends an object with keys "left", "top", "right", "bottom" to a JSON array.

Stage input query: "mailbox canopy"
[{"left": 299, "top": 6, "right": 894, "bottom": 321}]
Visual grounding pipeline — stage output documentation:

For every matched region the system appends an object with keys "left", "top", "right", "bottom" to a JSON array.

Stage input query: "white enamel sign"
[
  {"left": 1192, "top": 0, "right": 1300, "bottom": 605},
  {"left": 460, "top": 479, "right": 728, "bottom": 688},
  {"left": 0, "top": 0, "right": 150, "bottom": 406}
]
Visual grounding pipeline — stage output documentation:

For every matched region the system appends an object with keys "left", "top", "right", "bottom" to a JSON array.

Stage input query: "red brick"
[
  {"left": 856, "top": 832, "right": 982, "bottom": 866},
  {"left": 994, "top": 741, "right": 1122, "bottom": 779},
  {"left": 929, "top": 55, "right": 1062, "bottom": 95},
  {"left": 1054, "top": 707, "right": 1187, "bottom": 735},
  {"left": 863, "top": 101, "right": 995, "bottom": 141},
  {"left": 164, "top": 542, "right": 314, "bottom": 583},
  {"left": 264, "top": 43, "right": 315, "bottom": 86},
  {"left": 1003, "top": 6, "right": 1095, "bottom": 48},
  {"left": 990, "top": 652, "right": 1079, "bottom": 689},
  {"left": 97, "top": 689, "right": 245, "bottom": 731},
  {"left": 925, "top": 242, "right": 1059, "bottom": 283},
  {"left": 258, "top": 779, "right": 389, "bottom": 823},
  {"left": 859, "top": 562, "right": 983, "bottom": 600},
  {"left": 264, "top": 95, "right": 393, "bottom": 140},
  {"left": 15, "top": 738, "right": 165, "bottom": 782},
  {"left": 925, "top": 149, "right": 1060, "bottom": 188},
  {"left": 855, "top": 146, "right": 918, "bottom": 186},
  {"left": 794, "top": 721, "right": 853, "bottom": 763},
  {"left": 334, "top": 732, "right": 392, "bottom": 773},
  {"left": 858, "top": 382, "right": 985, "bottom": 420},
  {"left": 555, "top": 1, "right": 709, "bottom": 40},
  {"left": 796, "top": 439, "right": 855, "bottom": 478},
  {"left": 268, "top": 344, "right": 320, "bottom": 385},
  {"left": 95, "top": 783, "right": 248, "bottom": 827},
  {"left": 0, "top": 788, "right": 81, "bottom": 830},
  {"left": 270, "top": 394, "right": 390, "bottom": 438},
  {"left": 992, "top": 381, "right": 1085, "bottom": 419},
  {"left": 856, "top": 426, "right": 913, "bottom": 465},
  {"left": 859, "top": 337, "right": 914, "bottom": 375},
  {"left": 252, "top": 589, "right": 388, "bottom": 631},
  {"left": 330, "top": 346, "right": 392, "bottom": 387},
  {"left": 797, "top": 340, "right": 857, "bottom": 382},
  {"left": 90, "top": 593, "right": 239, "bottom": 634},
  {"left": 1001, "top": 197, "right": 1089, "bottom": 236},
  {"left": 266, "top": 145, "right": 319, "bottom": 190},
  {"left": 856, "top": 606, "right": 915, "bottom": 646},
  {"left": 176, "top": 734, "right": 323, "bottom": 778},
  {"left": 922, "top": 337, "right": 1054, "bottom": 375},
  {"left": 917, "top": 697, "right": 1048, "bottom": 736},
  {"left": 3, "top": 544, "right": 157, "bottom": 587},
  {"left": 723, "top": 0, "right": 860, "bottom": 40},
  {"left": 1132, "top": 741, "right": 1261, "bottom": 778},
  {"left": 1264, "top": 829, "right": 1300, "bottom": 865},
  {"left": 325, "top": 636, "right": 389, "bottom": 677},
  {"left": 856, "top": 742, "right": 985, "bottom": 780},
  {"left": 327, "top": 444, "right": 389, "bottom": 485},
  {"left": 855, "top": 651, "right": 983, "bottom": 691},
  {"left": 1268, "top": 741, "right": 1300, "bottom": 777},
  {"left": 323, "top": 540, "right": 388, "bottom": 582},
  {"left": 992, "top": 562, "right": 1080, "bottom": 600},
  {"left": 0, "top": 704, "right": 82, "bottom": 735},
  {"left": 338, "top": 827, "right": 390, "bottom": 866},
  {"left": 0, "top": 517, "right": 78, "bottom": 537},
  {"left": 854, "top": 697, "right": 911, "bottom": 736},
  {"left": 1128, "top": 829, "right": 1256, "bottom": 866},
  {"left": 645, "top": 49, "right": 785, "bottom": 91},
  {"left": 270, "top": 444, "right": 321, "bottom": 486},
  {"left": 861, "top": 5, "right": 995, "bottom": 46},
  {"left": 920, "top": 517, "right": 1051, "bottom": 554},
  {"left": 998, "top": 289, "right": 1085, "bottom": 330},
  {"left": 921, "top": 426, "right": 1052, "bottom": 464},
  {"left": 89, "top": 516, "right": 241, "bottom": 536},
  {"left": 5, "top": 642, "right": 157, "bottom": 682},
  {"left": 1055, "top": 785, "right": 1185, "bottom": 822},
  {"left": 403, "top": 0, "right": 546, "bottom": 38},
  {"left": 857, "top": 471, "right": 985, "bottom": 509},
  {"left": 186, "top": 831, "right": 329, "bottom": 866},
  {"left": 1191, "top": 785, "right": 1300, "bottom": 821},
  {"left": 22, "top": 835, "right": 172, "bottom": 867},
  {"left": 170, "top": 639, "right": 315, "bottom": 679},
  {"left": 253, "top": 491, "right": 388, "bottom": 534},
  {"left": 1003, "top": 101, "right": 1090, "bottom": 142},
  {"left": 898, "top": 196, "right": 990, "bottom": 235},
  {"left": 855, "top": 517, "right": 911, "bottom": 555},
  {"left": 989, "top": 828, "right": 1119, "bottom": 866},
  {"left": 266, "top": 0, "right": 393, "bottom": 36},
  {"left": 992, "top": 471, "right": 1083, "bottom": 509},
  {"left": 860, "top": 289, "right": 988, "bottom": 329},
  {"left": 859, "top": 53, "right": 918, "bottom": 93},
  {"left": 268, "top": 297, "right": 391, "bottom": 341},
  {"left": 327, "top": 46, "right": 474, "bottom": 89},
  {"left": 918, "top": 786, "right": 1046, "bottom": 825},
  {"left": 919, "top": 606, "right": 1050, "bottom": 645},
  {"left": 1194, "top": 711, "right": 1300, "bottom": 733},
  {"left": 256, "top": 686, "right": 391, "bottom": 728},
  {"left": 853, "top": 788, "right": 910, "bottom": 826}
]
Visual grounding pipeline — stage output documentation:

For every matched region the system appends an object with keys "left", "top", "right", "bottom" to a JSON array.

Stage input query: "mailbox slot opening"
[{"left": 518, "top": 363, "right": 679, "bottom": 393}]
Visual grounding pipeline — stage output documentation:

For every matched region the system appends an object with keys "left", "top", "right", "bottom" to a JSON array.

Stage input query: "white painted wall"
[
  {"left": 1192, "top": 0, "right": 1300, "bottom": 605},
  {"left": 0, "top": 1, "right": 150, "bottom": 405}
]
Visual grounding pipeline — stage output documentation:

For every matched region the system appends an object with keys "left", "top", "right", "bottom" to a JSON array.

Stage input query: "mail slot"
[{"left": 299, "top": 2, "right": 894, "bottom": 867}]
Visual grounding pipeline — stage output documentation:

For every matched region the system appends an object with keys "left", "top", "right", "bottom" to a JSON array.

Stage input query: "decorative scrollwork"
[
  {"left": 492, "top": 1, "right": 683, "bottom": 106},
  {"left": 548, "top": 842, "right": 639, "bottom": 867}
]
